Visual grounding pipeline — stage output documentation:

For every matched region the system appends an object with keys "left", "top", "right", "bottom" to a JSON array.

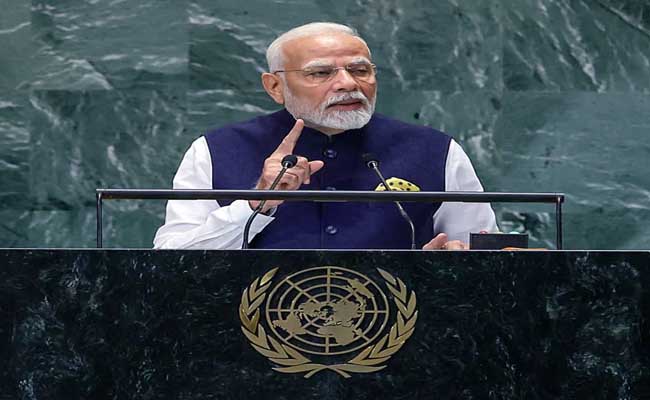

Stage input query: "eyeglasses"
[{"left": 273, "top": 62, "right": 377, "bottom": 85}]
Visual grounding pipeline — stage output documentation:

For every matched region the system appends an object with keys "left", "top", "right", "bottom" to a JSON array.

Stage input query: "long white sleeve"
[
  {"left": 433, "top": 139, "right": 499, "bottom": 242},
  {"left": 152, "top": 137, "right": 274, "bottom": 249}
]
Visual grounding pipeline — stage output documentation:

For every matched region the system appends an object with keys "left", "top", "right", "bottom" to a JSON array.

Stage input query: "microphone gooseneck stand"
[
  {"left": 362, "top": 153, "right": 417, "bottom": 250},
  {"left": 241, "top": 155, "right": 298, "bottom": 249}
]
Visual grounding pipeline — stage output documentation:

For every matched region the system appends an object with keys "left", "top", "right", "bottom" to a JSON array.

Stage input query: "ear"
[{"left": 261, "top": 73, "right": 285, "bottom": 105}]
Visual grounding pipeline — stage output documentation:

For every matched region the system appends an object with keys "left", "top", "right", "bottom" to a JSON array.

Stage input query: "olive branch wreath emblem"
[{"left": 239, "top": 267, "right": 418, "bottom": 378}]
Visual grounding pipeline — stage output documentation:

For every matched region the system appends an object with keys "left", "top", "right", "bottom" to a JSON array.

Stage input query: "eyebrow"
[
  {"left": 348, "top": 56, "right": 372, "bottom": 65},
  {"left": 301, "top": 56, "right": 372, "bottom": 69},
  {"left": 302, "top": 60, "right": 333, "bottom": 69}
]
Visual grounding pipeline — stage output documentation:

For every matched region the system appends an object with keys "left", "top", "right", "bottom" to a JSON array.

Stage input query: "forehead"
[{"left": 282, "top": 32, "right": 370, "bottom": 67}]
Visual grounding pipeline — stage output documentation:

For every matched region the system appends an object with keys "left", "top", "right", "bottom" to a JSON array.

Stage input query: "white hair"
[{"left": 266, "top": 22, "right": 370, "bottom": 72}]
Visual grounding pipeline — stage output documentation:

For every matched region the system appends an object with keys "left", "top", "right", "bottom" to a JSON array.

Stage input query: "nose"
[{"left": 331, "top": 68, "right": 360, "bottom": 92}]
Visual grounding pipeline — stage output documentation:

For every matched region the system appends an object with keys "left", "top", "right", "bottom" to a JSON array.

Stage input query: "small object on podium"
[{"left": 470, "top": 232, "right": 529, "bottom": 250}]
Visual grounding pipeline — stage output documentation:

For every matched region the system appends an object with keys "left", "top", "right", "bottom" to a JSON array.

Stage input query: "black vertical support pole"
[
  {"left": 96, "top": 191, "right": 103, "bottom": 248},
  {"left": 556, "top": 197, "right": 563, "bottom": 250}
]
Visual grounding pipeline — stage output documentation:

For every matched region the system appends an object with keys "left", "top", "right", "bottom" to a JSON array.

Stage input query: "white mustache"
[{"left": 324, "top": 92, "right": 369, "bottom": 108}]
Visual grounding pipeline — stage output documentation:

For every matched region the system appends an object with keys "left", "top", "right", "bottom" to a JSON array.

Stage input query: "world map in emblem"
[{"left": 265, "top": 266, "right": 390, "bottom": 356}]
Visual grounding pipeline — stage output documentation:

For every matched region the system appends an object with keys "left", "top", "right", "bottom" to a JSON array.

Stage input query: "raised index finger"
[{"left": 274, "top": 119, "right": 304, "bottom": 155}]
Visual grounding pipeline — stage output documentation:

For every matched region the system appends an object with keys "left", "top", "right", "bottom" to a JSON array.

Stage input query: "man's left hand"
[{"left": 422, "top": 233, "right": 469, "bottom": 250}]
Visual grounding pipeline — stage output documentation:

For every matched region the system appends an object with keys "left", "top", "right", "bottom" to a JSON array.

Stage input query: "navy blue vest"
[{"left": 204, "top": 109, "right": 451, "bottom": 249}]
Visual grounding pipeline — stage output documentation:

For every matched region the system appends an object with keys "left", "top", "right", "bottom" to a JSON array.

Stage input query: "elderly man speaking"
[{"left": 154, "top": 22, "right": 497, "bottom": 250}]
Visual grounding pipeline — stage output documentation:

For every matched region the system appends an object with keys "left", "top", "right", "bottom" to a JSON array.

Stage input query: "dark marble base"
[{"left": 1, "top": 250, "right": 649, "bottom": 399}]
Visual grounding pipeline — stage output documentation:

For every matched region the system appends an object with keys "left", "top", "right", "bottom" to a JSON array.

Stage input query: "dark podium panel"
[{"left": 1, "top": 250, "right": 649, "bottom": 399}]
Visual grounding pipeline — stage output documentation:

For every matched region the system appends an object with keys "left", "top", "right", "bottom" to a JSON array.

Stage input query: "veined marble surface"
[{"left": 0, "top": 0, "right": 649, "bottom": 249}]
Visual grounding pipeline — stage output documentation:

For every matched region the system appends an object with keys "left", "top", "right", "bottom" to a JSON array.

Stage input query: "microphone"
[
  {"left": 242, "top": 154, "right": 298, "bottom": 249},
  {"left": 362, "top": 153, "right": 416, "bottom": 250}
]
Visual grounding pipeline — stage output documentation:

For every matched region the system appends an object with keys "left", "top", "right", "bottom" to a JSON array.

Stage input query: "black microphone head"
[
  {"left": 281, "top": 154, "right": 298, "bottom": 168},
  {"left": 362, "top": 152, "right": 379, "bottom": 168}
]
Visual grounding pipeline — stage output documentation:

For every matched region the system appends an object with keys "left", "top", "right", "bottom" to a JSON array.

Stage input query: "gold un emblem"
[{"left": 239, "top": 266, "right": 418, "bottom": 378}]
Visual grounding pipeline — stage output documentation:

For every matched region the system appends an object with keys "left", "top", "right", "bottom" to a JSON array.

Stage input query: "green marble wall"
[{"left": 1, "top": 0, "right": 649, "bottom": 249}]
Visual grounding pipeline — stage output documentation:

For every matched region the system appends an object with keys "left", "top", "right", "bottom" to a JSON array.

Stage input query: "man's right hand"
[{"left": 250, "top": 119, "right": 325, "bottom": 213}]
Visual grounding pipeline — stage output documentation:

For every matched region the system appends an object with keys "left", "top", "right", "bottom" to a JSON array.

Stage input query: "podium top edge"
[{"left": 95, "top": 189, "right": 565, "bottom": 203}]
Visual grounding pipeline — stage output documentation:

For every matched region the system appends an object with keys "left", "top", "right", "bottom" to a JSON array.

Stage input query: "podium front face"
[{"left": 1, "top": 249, "right": 648, "bottom": 399}]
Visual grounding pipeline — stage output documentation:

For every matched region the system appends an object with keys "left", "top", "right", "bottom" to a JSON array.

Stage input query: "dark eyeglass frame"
[{"left": 272, "top": 62, "right": 377, "bottom": 83}]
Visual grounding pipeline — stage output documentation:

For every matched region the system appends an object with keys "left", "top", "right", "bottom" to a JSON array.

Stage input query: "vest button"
[
  {"left": 325, "top": 225, "right": 338, "bottom": 235},
  {"left": 323, "top": 148, "right": 338, "bottom": 159},
  {"left": 325, "top": 186, "right": 336, "bottom": 191}
]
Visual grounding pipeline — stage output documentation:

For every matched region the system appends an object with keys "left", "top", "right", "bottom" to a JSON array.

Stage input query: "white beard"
[{"left": 283, "top": 88, "right": 376, "bottom": 131}]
